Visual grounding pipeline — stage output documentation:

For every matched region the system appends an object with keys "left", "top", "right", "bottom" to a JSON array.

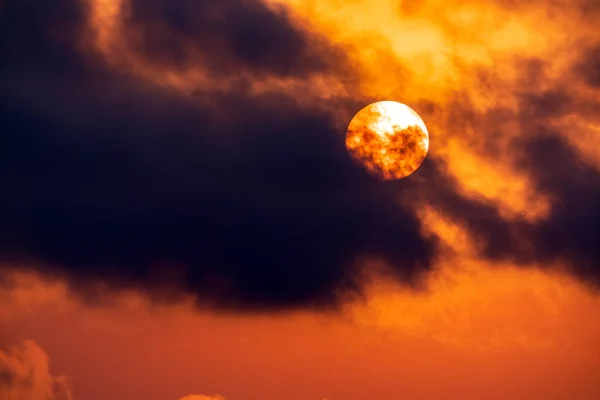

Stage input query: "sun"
[{"left": 346, "top": 101, "right": 429, "bottom": 180}]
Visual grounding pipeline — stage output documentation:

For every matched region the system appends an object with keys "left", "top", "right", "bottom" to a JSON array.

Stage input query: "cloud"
[
  {"left": 123, "top": 0, "right": 344, "bottom": 77},
  {"left": 1, "top": 0, "right": 600, "bottom": 312},
  {"left": 424, "top": 52, "right": 600, "bottom": 282},
  {"left": 0, "top": 340, "right": 74, "bottom": 400},
  {"left": 575, "top": 42, "right": 600, "bottom": 88}
]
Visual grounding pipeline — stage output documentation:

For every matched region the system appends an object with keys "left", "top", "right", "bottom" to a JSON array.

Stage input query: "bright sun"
[{"left": 346, "top": 101, "right": 429, "bottom": 180}]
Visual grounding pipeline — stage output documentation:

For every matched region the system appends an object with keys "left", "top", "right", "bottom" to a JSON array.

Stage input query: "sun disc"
[{"left": 346, "top": 101, "right": 429, "bottom": 180}]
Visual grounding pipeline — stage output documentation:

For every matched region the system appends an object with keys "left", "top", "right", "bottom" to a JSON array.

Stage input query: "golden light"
[{"left": 346, "top": 101, "right": 429, "bottom": 180}]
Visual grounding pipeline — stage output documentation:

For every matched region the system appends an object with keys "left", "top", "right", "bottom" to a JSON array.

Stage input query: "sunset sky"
[{"left": 1, "top": 0, "right": 600, "bottom": 399}]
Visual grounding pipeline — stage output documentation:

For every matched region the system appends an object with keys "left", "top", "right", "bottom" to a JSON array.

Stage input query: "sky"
[{"left": 1, "top": 0, "right": 600, "bottom": 399}]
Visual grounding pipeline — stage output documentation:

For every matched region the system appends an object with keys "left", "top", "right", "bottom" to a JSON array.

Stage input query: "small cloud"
[
  {"left": 180, "top": 395, "right": 227, "bottom": 400},
  {"left": 0, "top": 340, "right": 73, "bottom": 400}
]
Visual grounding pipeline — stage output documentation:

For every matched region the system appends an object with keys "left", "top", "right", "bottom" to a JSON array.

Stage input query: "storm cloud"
[{"left": 0, "top": 0, "right": 434, "bottom": 310}]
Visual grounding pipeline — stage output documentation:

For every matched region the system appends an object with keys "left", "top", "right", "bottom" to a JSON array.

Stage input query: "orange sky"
[
  {"left": 2, "top": 0, "right": 600, "bottom": 399},
  {"left": 1, "top": 268, "right": 600, "bottom": 400}
]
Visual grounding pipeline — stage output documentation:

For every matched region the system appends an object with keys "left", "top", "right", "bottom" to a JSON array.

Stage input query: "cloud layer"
[{"left": 1, "top": 0, "right": 600, "bottom": 310}]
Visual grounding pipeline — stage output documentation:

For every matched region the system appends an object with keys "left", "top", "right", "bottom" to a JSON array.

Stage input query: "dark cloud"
[
  {"left": 436, "top": 128, "right": 600, "bottom": 283},
  {"left": 523, "top": 134, "right": 600, "bottom": 285},
  {"left": 428, "top": 59, "right": 600, "bottom": 280},
  {"left": 0, "top": 0, "right": 85, "bottom": 75},
  {"left": 0, "top": 0, "right": 433, "bottom": 310},
  {"left": 510, "top": 60, "right": 600, "bottom": 282},
  {"left": 124, "top": 0, "right": 346, "bottom": 78},
  {"left": 575, "top": 43, "right": 600, "bottom": 88},
  {"left": 424, "top": 162, "right": 530, "bottom": 259}
]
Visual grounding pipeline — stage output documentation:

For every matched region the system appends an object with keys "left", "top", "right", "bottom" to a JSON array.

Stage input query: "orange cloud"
[
  {"left": 0, "top": 340, "right": 73, "bottom": 400},
  {"left": 270, "top": 0, "right": 600, "bottom": 228}
]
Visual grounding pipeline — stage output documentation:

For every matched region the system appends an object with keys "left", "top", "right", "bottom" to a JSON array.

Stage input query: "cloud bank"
[{"left": 1, "top": 0, "right": 600, "bottom": 310}]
